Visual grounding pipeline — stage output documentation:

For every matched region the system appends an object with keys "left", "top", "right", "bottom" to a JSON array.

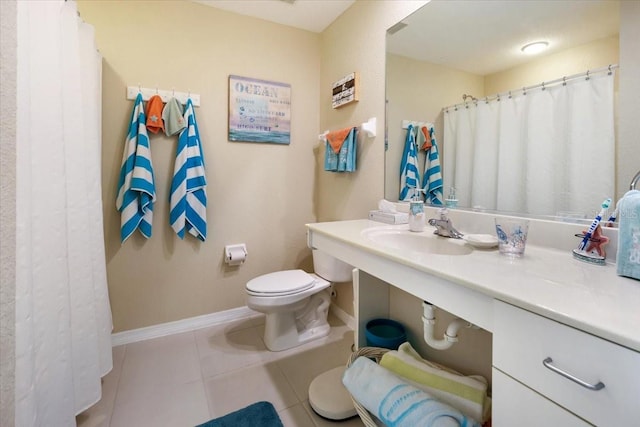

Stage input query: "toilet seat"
[{"left": 246, "top": 269, "right": 315, "bottom": 297}]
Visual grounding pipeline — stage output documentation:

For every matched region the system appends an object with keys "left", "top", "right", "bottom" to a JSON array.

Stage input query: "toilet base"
[
  {"left": 263, "top": 290, "right": 331, "bottom": 351},
  {"left": 264, "top": 317, "right": 331, "bottom": 352}
]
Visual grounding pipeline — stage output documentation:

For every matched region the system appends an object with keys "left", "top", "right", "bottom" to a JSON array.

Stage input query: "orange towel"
[
  {"left": 327, "top": 127, "right": 354, "bottom": 154},
  {"left": 145, "top": 95, "right": 165, "bottom": 134},
  {"left": 420, "top": 126, "right": 432, "bottom": 151}
]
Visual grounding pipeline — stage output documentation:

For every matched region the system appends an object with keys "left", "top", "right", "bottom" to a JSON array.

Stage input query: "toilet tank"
[{"left": 312, "top": 249, "right": 353, "bottom": 282}]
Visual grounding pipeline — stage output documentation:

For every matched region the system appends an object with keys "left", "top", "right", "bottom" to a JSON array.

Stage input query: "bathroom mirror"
[{"left": 385, "top": 0, "right": 621, "bottom": 222}]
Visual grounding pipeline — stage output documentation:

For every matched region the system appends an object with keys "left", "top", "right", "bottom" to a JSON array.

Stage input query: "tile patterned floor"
[{"left": 76, "top": 313, "right": 365, "bottom": 427}]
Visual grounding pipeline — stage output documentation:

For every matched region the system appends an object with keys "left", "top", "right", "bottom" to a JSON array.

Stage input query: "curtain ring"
[
  {"left": 155, "top": 86, "right": 159, "bottom": 94},
  {"left": 138, "top": 84, "right": 141, "bottom": 93},
  {"left": 522, "top": 87, "right": 527, "bottom": 95},
  {"left": 541, "top": 82, "right": 546, "bottom": 91},
  {"left": 508, "top": 90, "right": 512, "bottom": 99},
  {"left": 586, "top": 70, "right": 590, "bottom": 80},
  {"left": 485, "top": 97, "right": 489, "bottom": 104},
  {"left": 563, "top": 76, "right": 567, "bottom": 86},
  {"left": 608, "top": 64, "right": 612, "bottom": 75}
]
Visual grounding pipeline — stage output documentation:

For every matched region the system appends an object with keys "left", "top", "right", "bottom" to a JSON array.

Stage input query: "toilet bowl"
[{"left": 246, "top": 250, "right": 353, "bottom": 352}]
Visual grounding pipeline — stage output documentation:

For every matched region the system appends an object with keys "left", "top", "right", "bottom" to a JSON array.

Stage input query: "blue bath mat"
[{"left": 196, "top": 401, "right": 283, "bottom": 427}]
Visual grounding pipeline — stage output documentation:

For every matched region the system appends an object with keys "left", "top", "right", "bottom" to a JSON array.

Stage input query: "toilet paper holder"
[{"left": 225, "top": 244, "right": 248, "bottom": 265}]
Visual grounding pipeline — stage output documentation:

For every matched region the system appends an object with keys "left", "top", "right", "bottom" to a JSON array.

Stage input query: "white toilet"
[{"left": 246, "top": 249, "right": 352, "bottom": 352}]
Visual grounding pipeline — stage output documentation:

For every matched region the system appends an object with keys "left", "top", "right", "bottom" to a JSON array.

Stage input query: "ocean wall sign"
[
  {"left": 332, "top": 72, "right": 359, "bottom": 109},
  {"left": 228, "top": 75, "right": 291, "bottom": 144}
]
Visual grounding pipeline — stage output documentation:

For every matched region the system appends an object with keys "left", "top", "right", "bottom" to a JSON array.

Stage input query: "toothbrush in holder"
[
  {"left": 575, "top": 198, "right": 611, "bottom": 253},
  {"left": 605, "top": 198, "right": 621, "bottom": 226}
]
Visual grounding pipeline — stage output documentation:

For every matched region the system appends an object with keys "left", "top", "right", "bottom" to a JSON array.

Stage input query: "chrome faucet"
[
  {"left": 630, "top": 169, "right": 640, "bottom": 190},
  {"left": 428, "top": 208, "right": 463, "bottom": 239}
]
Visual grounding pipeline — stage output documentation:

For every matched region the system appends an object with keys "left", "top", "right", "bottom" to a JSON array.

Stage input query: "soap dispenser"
[
  {"left": 409, "top": 189, "right": 426, "bottom": 232},
  {"left": 445, "top": 187, "right": 458, "bottom": 208}
]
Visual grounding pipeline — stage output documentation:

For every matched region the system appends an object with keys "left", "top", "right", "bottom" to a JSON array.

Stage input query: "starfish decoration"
[
  {"left": 150, "top": 115, "right": 158, "bottom": 123},
  {"left": 583, "top": 224, "right": 609, "bottom": 258}
]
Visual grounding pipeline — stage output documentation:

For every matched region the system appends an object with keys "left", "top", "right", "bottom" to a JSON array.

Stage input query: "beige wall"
[
  {"left": 0, "top": 0, "right": 16, "bottom": 424},
  {"left": 317, "top": 1, "right": 427, "bottom": 222},
  {"left": 385, "top": 54, "right": 484, "bottom": 201},
  {"left": 319, "top": 0, "right": 428, "bottom": 313},
  {"left": 485, "top": 36, "right": 619, "bottom": 95},
  {"left": 78, "top": 0, "right": 321, "bottom": 332}
]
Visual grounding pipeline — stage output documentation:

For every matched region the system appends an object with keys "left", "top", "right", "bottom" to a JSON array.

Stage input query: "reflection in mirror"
[{"left": 385, "top": 0, "right": 621, "bottom": 222}]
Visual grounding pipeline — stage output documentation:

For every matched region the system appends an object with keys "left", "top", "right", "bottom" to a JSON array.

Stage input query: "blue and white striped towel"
[
  {"left": 170, "top": 99, "right": 207, "bottom": 241},
  {"left": 115, "top": 93, "right": 156, "bottom": 243},
  {"left": 422, "top": 125, "right": 444, "bottom": 205},
  {"left": 400, "top": 124, "right": 421, "bottom": 201}
]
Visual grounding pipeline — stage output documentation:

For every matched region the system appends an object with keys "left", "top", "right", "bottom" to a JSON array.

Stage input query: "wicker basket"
[
  {"left": 345, "top": 347, "right": 491, "bottom": 427},
  {"left": 345, "top": 346, "right": 391, "bottom": 427}
]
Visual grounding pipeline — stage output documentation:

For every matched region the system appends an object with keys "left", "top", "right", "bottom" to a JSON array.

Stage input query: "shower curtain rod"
[{"left": 443, "top": 64, "right": 619, "bottom": 112}]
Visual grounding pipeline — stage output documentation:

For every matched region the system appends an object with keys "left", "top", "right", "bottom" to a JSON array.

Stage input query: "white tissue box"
[{"left": 369, "top": 210, "right": 408, "bottom": 224}]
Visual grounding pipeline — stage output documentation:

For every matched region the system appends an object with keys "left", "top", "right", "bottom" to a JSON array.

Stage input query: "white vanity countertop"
[{"left": 307, "top": 219, "right": 640, "bottom": 352}]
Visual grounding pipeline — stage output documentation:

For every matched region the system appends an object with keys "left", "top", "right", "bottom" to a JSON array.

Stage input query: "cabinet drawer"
[
  {"left": 493, "top": 300, "right": 640, "bottom": 426},
  {"left": 492, "top": 368, "right": 590, "bottom": 426}
]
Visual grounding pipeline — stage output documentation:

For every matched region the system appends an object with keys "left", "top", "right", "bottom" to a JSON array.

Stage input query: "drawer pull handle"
[{"left": 542, "top": 357, "right": 605, "bottom": 391}]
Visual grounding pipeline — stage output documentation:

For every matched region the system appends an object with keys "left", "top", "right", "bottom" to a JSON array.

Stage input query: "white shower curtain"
[
  {"left": 16, "top": 1, "right": 113, "bottom": 426},
  {"left": 443, "top": 71, "right": 615, "bottom": 218}
]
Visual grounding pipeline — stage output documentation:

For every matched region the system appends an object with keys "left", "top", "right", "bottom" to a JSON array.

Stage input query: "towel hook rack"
[{"left": 126, "top": 85, "right": 201, "bottom": 107}]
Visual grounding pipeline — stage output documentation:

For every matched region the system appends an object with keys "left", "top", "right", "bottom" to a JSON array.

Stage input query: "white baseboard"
[
  {"left": 111, "top": 306, "right": 261, "bottom": 347},
  {"left": 112, "top": 304, "right": 356, "bottom": 347},
  {"left": 330, "top": 304, "right": 355, "bottom": 330}
]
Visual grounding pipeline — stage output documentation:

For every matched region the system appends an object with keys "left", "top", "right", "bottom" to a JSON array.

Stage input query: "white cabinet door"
[
  {"left": 493, "top": 300, "right": 640, "bottom": 425},
  {"left": 492, "top": 368, "right": 591, "bottom": 427}
]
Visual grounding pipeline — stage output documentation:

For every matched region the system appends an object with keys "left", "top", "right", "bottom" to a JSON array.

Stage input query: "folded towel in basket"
[
  {"left": 343, "top": 356, "right": 480, "bottom": 427},
  {"left": 381, "top": 342, "right": 490, "bottom": 423}
]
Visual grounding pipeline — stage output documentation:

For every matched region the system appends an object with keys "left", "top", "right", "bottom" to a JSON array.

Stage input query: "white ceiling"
[
  {"left": 193, "top": 0, "right": 355, "bottom": 33},
  {"left": 192, "top": 0, "right": 620, "bottom": 76},
  {"left": 387, "top": 0, "right": 620, "bottom": 76}
]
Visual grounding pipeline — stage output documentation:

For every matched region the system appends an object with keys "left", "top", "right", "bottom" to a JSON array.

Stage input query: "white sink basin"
[{"left": 361, "top": 226, "right": 473, "bottom": 256}]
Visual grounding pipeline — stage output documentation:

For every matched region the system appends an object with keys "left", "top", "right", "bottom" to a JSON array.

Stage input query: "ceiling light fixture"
[{"left": 521, "top": 41, "right": 549, "bottom": 55}]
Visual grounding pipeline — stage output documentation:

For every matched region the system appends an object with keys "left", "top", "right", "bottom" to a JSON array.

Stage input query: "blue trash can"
[{"left": 365, "top": 318, "right": 406, "bottom": 349}]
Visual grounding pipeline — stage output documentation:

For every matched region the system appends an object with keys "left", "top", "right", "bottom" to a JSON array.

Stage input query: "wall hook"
[
  {"left": 361, "top": 117, "right": 377, "bottom": 138},
  {"left": 318, "top": 130, "right": 329, "bottom": 142}
]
